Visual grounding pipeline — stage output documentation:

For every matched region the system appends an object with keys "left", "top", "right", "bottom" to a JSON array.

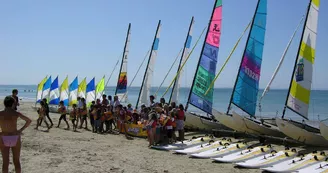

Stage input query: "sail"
[
  {"left": 136, "top": 20, "right": 161, "bottom": 109},
  {"left": 78, "top": 77, "right": 87, "bottom": 99},
  {"left": 60, "top": 76, "right": 69, "bottom": 106},
  {"left": 169, "top": 17, "right": 194, "bottom": 104},
  {"left": 96, "top": 76, "right": 105, "bottom": 100},
  {"left": 86, "top": 77, "right": 95, "bottom": 107},
  {"left": 69, "top": 76, "right": 78, "bottom": 106},
  {"left": 286, "top": 0, "right": 320, "bottom": 119},
  {"left": 41, "top": 76, "right": 52, "bottom": 102},
  {"left": 36, "top": 76, "right": 48, "bottom": 103},
  {"left": 115, "top": 23, "right": 131, "bottom": 102},
  {"left": 49, "top": 76, "right": 60, "bottom": 105},
  {"left": 187, "top": 0, "right": 222, "bottom": 114},
  {"left": 260, "top": 16, "right": 304, "bottom": 103},
  {"left": 230, "top": 0, "right": 267, "bottom": 117}
]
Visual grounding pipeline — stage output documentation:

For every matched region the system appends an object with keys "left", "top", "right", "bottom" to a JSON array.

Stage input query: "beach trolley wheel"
[
  {"left": 320, "top": 151, "right": 325, "bottom": 156},
  {"left": 222, "top": 137, "right": 226, "bottom": 140},
  {"left": 227, "top": 138, "right": 232, "bottom": 142},
  {"left": 291, "top": 148, "right": 297, "bottom": 152},
  {"left": 247, "top": 146, "right": 254, "bottom": 149},
  {"left": 314, "top": 155, "right": 319, "bottom": 161},
  {"left": 200, "top": 138, "right": 204, "bottom": 142},
  {"left": 192, "top": 136, "right": 197, "bottom": 139},
  {"left": 209, "top": 140, "right": 215, "bottom": 144},
  {"left": 271, "top": 150, "right": 277, "bottom": 156},
  {"left": 312, "top": 150, "right": 318, "bottom": 154},
  {"left": 285, "top": 146, "right": 290, "bottom": 150}
]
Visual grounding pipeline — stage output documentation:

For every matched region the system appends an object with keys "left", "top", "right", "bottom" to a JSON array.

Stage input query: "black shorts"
[
  {"left": 82, "top": 115, "right": 87, "bottom": 120},
  {"left": 59, "top": 114, "right": 67, "bottom": 121},
  {"left": 167, "top": 129, "right": 173, "bottom": 138}
]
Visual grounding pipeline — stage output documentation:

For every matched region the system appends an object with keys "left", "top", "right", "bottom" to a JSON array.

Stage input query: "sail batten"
[
  {"left": 136, "top": 20, "right": 161, "bottom": 109},
  {"left": 186, "top": 0, "right": 222, "bottom": 115},
  {"left": 228, "top": 0, "right": 267, "bottom": 117},
  {"left": 169, "top": 17, "right": 194, "bottom": 104},
  {"left": 285, "top": 0, "right": 320, "bottom": 119},
  {"left": 115, "top": 23, "right": 131, "bottom": 102}
]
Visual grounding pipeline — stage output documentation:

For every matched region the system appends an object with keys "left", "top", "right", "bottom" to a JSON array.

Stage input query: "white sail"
[
  {"left": 137, "top": 21, "right": 161, "bottom": 108},
  {"left": 116, "top": 23, "right": 131, "bottom": 103},
  {"left": 286, "top": 0, "right": 320, "bottom": 119},
  {"left": 170, "top": 17, "right": 194, "bottom": 104},
  {"left": 259, "top": 16, "right": 304, "bottom": 102}
]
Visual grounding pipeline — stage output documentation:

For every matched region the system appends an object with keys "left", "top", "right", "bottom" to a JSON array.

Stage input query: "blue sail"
[{"left": 230, "top": 0, "right": 267, "bottom": 116}]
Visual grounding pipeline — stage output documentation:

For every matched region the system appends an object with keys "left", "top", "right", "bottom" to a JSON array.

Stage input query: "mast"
[
  {"left": 115, "top": 23, "right": 131, "bottom": 99},
  {"left": 135, "top": 20, "right": 161, "bottom": 109},
  {"left": 282, "top": 0, "right": 313, "bottom": 119},
  {"left": 185, "top": 0, "right": 222, "bottom": 114},
  {"left": 226, "top": 0, "right": 262, "bottom": 115},
  {"left": 169, "top": 16, "right": 194, "bottom": 104}
]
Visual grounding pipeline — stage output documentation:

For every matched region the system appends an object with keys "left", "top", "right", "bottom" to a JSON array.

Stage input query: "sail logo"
[
  {"left": 296, "top": 58, "right": 304, "bottom": 82},
  {"left": 213, "top": 24, "right": 220, "bottom": 32},
  {"left": 244, "top": 66, "right": 259, "bottom": 81}
]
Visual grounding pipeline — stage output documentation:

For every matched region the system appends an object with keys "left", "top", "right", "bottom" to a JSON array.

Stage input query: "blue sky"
[{"left": 1, "top": 0, "right": 327, "bottom": 89}]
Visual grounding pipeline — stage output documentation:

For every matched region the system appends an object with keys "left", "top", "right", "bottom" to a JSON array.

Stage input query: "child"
[
  {"left": 35, "top": 101, "right": 51, "bottom": 132},
  {"left": 57, "top": 101, "right": 70, "bottom": 129},
  {"left": 70, "top": 104, "right": 78, "bottom": 132},
  {"left": 89, "top": 101, "right": 95, "bottom": 132},
  {"left": 146, "top": 113, "right": 157, "bottom": 147},
  {"left": 79, "top": 98, "right": 88, "bottom": 129},
  {"left": 165, "top": 113, "right": 174, "bottom": 144}
]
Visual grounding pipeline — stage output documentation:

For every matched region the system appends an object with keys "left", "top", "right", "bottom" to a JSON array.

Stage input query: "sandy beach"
[
  {"left": 0, "top": 100, "right": 266, "bottom": 173},
  {"left": 2, "top": 100, "right": 327, "bottom": 173}
]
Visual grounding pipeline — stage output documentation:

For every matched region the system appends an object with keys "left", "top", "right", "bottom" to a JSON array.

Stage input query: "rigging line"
[
  {"left": 121, "top": 49, "right": 151, "bottom": 100},
  {"left": 204, "top": 20, "right": 252, "bottom": 96},
  {"left": 161, "top": 26, "right": 207, "bottom": 98},
  {"left": 154, "top": 48, "right": 183, "bottom": 97},
  {"left": 259, "top": 15, "right": 305, "bottom": 104}
]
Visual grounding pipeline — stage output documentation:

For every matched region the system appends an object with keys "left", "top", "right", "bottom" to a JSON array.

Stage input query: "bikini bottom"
[{"left": 2, "top": 136, "right": 19, "bottom": 147}]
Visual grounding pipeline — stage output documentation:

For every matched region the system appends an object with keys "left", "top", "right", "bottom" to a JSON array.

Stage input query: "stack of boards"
[{"left": 151, "top": 136, "right": 328, "bottom": 172}]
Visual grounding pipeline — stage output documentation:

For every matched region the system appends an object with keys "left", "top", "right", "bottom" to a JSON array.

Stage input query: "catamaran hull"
[
  {"left": 184, "top": 112, "right": 225, "bottom": 131},
  {"left": 276, "top": 118, "right": 328, "bottom": 147},
  {"left": 319, "top": 122, "right": 328, "bottom": 141},
  {"left": 232, "top": 113, "right": 285, "bottom": 137}
]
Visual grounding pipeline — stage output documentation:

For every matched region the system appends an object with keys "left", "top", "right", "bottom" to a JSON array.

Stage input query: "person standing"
[
  {"left": 0, "top": 96, "right": 32, "bottom": 173},
  {"left": 11, "top": 89, "right": 19, "bottom": 111},
  {"left": 176, "top": 104, "right": 185, "bottom": 141},
  {"left": 40, "top": 98, "right": 54, "bottom": 127},
  {"left": 56, "top": 101, "right": 70, "bottom": 129},
  {"left": 113, "top": 95, "right": 120, "bottom": 108}
]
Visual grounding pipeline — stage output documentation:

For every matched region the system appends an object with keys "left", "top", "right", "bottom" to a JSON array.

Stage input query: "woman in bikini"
[
  {"left": 35, "top": 101, "right": 51, "bottom": 131},
  {"left": 56, "top": 101, "right": 70, "bottom": 129},
  {"left": 0, "top": 96, "right": 31, "bottom": 173}
]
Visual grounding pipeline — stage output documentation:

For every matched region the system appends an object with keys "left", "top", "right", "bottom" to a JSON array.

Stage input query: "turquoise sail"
[{"left": 229, "top": 0, "right": 267, "bottom": 116}]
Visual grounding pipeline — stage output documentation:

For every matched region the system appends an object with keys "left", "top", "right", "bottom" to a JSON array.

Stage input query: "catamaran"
[
  {"left": 182, "top": 0, "right": 225, "bottom": 131},
  {"left": 213, "top": 0, "right": 268, "bottom": 135},
  {"left": 275, "top": 0, "right": 328, "bottom": 147}
]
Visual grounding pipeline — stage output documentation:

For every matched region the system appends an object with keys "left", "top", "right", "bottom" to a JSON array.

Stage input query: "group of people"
[{"left": 35, "top": 94, "right": 186, "bottom": 147}]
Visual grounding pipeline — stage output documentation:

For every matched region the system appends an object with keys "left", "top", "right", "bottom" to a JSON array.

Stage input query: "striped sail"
[
  {"left": 286, "top": 0, "right": 320, "bottom": 119},
  {"left": 41, "top": 76, "right": 52, "bottom": 102},
  {"left": 69, "top": 77, "right": 78, "bottom": 106},
  {"left": 60, "top": 76, "right": 69, "bottom": 106},
  {"left": 36, "top": 76, "right": 48, "bottom": 103},
  {"left": 188, "top": 0, "right": 222, "bottom": 114},
  {"left": 115, "top": 23, "right": 131, "bottom": 102},
  {"left": 78, "top": 77, "right": 87, "bottom": 99},
  {"left": 230, "top": 0, "right": 267, "bottom": 116},
  {"left": 96, "top": 76, "right": 105, "bottom": 100},
  {"left": 169, "top": 17, "right": 194, "bottom": 104},
  {"left": 136, "top": 20, "right": 161, "bottom": 109},
  {"left": 86, "top": 77, "right": 95, "bottom": 107},
  {"left": 49, "top": 76, "right": 60, "bottom": 105}
]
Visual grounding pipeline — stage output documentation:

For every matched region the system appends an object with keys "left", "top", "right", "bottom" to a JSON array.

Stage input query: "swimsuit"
[{"left": 2, "top": 135, "right": 19, "bottom": 147}]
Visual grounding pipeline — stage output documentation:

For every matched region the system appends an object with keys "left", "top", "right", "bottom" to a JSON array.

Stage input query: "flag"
[
  {"left": 69, "top": 76, "right": 78, "bottom": 106},
  {"left": 78, "top": 77, "right": 87, "bottom": 99},
  {"left": 41, "top": 76, "right": 52, "bottom": 103},
  {"left": 49, "top": 76, "right": 60, "bottom": 105},
  {"left": 86, "top": 77, "right": 95, "bottom": 107},
  {"left": 96, "top": 76, "right": 105, "bottom": 100},
  {"left": 60, "top": 76, "right": 69, "bottom": 106},
  {"left": 36, "top": 76, "right": 48, "bottom": 103}
]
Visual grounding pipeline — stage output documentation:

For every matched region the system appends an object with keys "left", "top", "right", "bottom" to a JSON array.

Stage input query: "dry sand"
[{"left": 0, "top": 100, "right": 323, "bottom": 173}]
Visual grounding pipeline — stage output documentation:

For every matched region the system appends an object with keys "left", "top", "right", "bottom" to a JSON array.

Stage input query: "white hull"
[
  {"left": 174, "top": 139, "right": 226, "bottom": 155},
  {"left": 276, "top": 118, "right": 328, "bottom": 147},
  {"left": 184, "top": 111, "right": 224, "bottom": 131},
  {"left": 319, "top": 122, "right": 328, "bottom": 141},
  {"left": 234, "top": 113, "right": 285, "bottom": 137},
  {"left": 297, "top": 161, "right": 328, "bottom": 173}
]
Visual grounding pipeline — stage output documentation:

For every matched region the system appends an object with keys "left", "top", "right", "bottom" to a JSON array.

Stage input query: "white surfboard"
[
  {"left": 174, "top": 139, "right": 231, "bottom": 154},
  {"left": 213, "top": 144, "right": 272, "bottom": 163},
  {"left": 297, "top": 160, "right": 328, "bottom": 173},
  {"left": 190, "top": 142, "right": 249, "bottom": 159},
  {"left": 262, "top": 151, "right": 326, "bottom": 172},
  {"left": 151, "top": 136, "right": 214, "bottom": 151},
  {"left": 235, "top": 148, "right": 298, "bottom": 169}
]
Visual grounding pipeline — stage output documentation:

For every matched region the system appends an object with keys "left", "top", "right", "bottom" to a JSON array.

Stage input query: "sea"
[{"left": 1, "top": 85, "right": 327, "bottom": 122}]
